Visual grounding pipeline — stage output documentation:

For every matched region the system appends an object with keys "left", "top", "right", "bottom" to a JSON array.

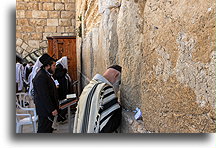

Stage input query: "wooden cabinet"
[{"left": 47, "top": 36, "right": 77, "bottom": 81}]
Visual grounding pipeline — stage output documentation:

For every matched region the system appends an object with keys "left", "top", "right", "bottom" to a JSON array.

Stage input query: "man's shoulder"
[{"left": 33, "top": 69, "right": 48, "bottom": 82}]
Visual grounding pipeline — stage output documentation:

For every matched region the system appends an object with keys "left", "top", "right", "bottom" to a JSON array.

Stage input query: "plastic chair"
[{"left": 16, "top": 93, "right": 38, "bottom": 133}]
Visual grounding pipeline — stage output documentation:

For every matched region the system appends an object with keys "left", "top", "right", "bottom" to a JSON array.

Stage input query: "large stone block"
[
  {"left": 28, "top": 40, "right": 39, "bottom": 48},
  {"left": 21, "top": 33, "right": 31, "bottom": 41},
  {"left": 65, "top": 26, "right": 74, "bottom": 32},
  {"left": 44, "top": 26, "right": 57, "bottom": 32},
  {"left": 17, "top": 19, "right": 29, "bottom": 26},
  {"left": 16, "top": 2, "right": 27, "bottom": 10},
  {"left": 16, "top": 10, "right": 25, "bottom": 18},
  {"left": 55, "top": 3, "right": 65, "bottom": 10},
  {"left": 26, "top": 2, "right": 39, "bottom": 10},
  {"left": 60, "top": 11, "right": 74, "bottom": 19},
  {"left": 16, "top": 38, "right": 23, "bottom": 47},
  {"left": 16, "top": 46, "right": 24, "bottom": 54},
  {"left": 65, "top": 3, "right": 75, "bottom": 11},
  {"left": 21, "top": 42, "right": 28, "bottom": 50},
  {"left": 21, "top": 26, "right": 35, "bottom": 32},
  {"left": 25, "top": 11, "right": 33, "bottom": 18},
  {"left": 16, "top": 32, "right": 22, "bottom": 38},
  {"left": 32, "top": 10, "right": 48, "bottom": 18},
  {"left": 28, "top": 19, "right": 46, "bottom": 26},
  {"left": 35, "top": 26, "right": 44, "bottom": 32},
  {"left": 43, "top": 3, "right": 54, "bottom": 11},
  {"left": 47, "top": 19, "right": 58, "bottom": 26},
  {"left": 30, "top": 33, "right": 43, "bottom": 40},
  {"left": 59, "top": 19, "right": 71, "bottom": 26},
  {"left": 57, "top": 26, "right": 64, "bottom": 32},
  {"left": 48, "top": 11, "right": 60, "bottom": 18}
]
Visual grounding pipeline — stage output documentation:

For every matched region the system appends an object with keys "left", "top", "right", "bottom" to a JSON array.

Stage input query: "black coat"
[
  {"left": 33, "top": 69, "right": 58, "bottom": 117},
  {"left": 53, "top": 64, "right": 71, "bottom": 100}
]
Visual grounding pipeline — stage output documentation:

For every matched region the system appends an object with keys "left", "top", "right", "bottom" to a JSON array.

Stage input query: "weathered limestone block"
[
  {"left": 35, "top": 26, "right": 44, "bottom": 32},
  {"left": 28, "top": 40, "right": 39, "bottom": 49},
  {"left": 26, "top": 2, "right": 39, "bottom": 10},
  {"left": 44, "top": 26, "right": 57, "bottom": 32},
  {"left": 48, "top": 11, "right": 60, "bottom": 18},
  {"left": 16, "top": 10, "right": 25, "bottom": 18},
  {"left": 16, "top": 38, "right": 23, "bottom": 47},
  {"left": 30, "top": 33, "right": 43, "bottom": 40},
  {"left": 57, "top": 26, "right": 65, "bottom": 32},
  {"left": 43, "top": 3, "right": 54, "bottom": 11},
  {"left": 21, "top": 26, "right": 35, "bottom": 32},
  {"left": 55, "top": 3, "right": 65, "bottom": 10},
  {"left": 25, "top": 11, "right": 33, "bottom": 18},
  {"left": 17, "top": 19, "right": 29, "bottom": 26},
  {"left": 16, "top": 46, "right": 24, "bottom": 54},
  {"left": 59, "top": 19, "right": 71, "bottom": 26},
  {"left": 65, "top": 3, "right": 75, "bottom": 11},
  {"left": 47, "top": 19, "right": 59, "bottom": 26},
  {"left": 61, "top": 11, "right": 74, "bottom": 19},
  {"left": 117, "top": 0, "right": 145, "bottom": 110},
  {"left": 21, "top": 42, "right": 28, "bottom": 50},
  {"left": 28, "top": 19, "right": 46, "bottom": 26},
  {"left": 16, "top": 2, "right": 27, "bottom": 10},
  {"left": 32, "top": 10, "right": 48, "bottom": 18}
]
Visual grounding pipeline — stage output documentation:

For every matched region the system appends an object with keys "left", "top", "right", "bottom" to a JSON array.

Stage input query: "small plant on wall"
[{"left": 76, "top": 16, "right": 82, "bottom": 38}]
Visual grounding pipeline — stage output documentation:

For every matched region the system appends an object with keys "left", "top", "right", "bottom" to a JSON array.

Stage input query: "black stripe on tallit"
[
  {"left": 98, "top": 98, "right": 117, "bottom": 114},
  {"left": 103, "top": 86, "right": 113, "bottom": 91},
  {"left": 103, "top": 91, "right": 115, "bottom": 99},
  {"left": 99, "top": 106, "right": 118, "bottom": 126},
  {"left": 81, "top": 83, "right": 101, "bottom": 133}
]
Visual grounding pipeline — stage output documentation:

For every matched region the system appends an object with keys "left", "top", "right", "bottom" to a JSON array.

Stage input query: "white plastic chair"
[{"left": 16, "top": 93, "right": 38, "bottom": 133}]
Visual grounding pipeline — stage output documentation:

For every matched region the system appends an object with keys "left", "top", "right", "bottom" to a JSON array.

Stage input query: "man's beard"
[{"left": 48, "top": 68, "right": 54, "bottom": 74}]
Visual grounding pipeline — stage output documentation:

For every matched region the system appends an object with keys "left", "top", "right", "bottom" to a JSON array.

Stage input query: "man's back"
[
  {"left": 73, "top": 75, "right": 121, "bottom": 133},
  {"left": 33, "top": 69, "right": 58, "bottom": 117}
]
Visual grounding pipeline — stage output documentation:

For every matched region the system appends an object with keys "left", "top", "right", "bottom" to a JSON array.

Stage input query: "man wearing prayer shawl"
[
  {"left": 73, "top": 65, "right": 122, "bottom": 133},
  {"left": 16, "top": 58, "right": 24, "bottom": 92},
  {"left": 53, "top": 56, "right": 72, "bottom": 122}
]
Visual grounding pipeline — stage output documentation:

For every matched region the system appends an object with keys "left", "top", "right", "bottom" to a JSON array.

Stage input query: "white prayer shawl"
[
  {"left": 56, "top": 56, "right": 71, "bottom": 82},
  {"left": 73, "top": 79, "right": 106, "bottom": 133},
  {"left": 73, "top": 74, "right": 120, "bottom": 133},
  {"left": 23, "top": 64, "right": 31, "bottom": 80},
  {"left": 16, "top": 63, "right": 24, "bottom": 91},
  {"left": 28, "top": 57, "right": 42, "bottom": 96},
  {"left": 56, "top": 56, "right": 68, "bottom": 70}
]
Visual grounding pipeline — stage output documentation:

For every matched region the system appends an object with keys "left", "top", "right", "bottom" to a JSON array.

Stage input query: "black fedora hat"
[{"left": 39, "top": 53, "right": 56, "bottom": 65}]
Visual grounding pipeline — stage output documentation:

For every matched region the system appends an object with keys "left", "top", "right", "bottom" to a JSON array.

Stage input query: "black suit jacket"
[{"left": 33, "top": 68, "right": 58, "bottom": 117}]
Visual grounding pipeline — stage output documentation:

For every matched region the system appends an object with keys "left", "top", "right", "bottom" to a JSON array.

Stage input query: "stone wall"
[
  {"left": 76, "top": 0, "right": 215, "bottom": 133},
  {"left": 16, "top": 0, "right": 76, "bottom": 60}
]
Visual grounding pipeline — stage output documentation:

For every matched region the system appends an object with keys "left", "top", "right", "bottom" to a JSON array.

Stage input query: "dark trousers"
[{"left": 37, "top": 116, "right": 54, "bottom": 133}]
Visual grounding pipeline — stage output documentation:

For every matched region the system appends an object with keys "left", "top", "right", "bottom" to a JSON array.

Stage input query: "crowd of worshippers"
[{"left": 16, "top": 53, "right": 122, "bottom": 133}]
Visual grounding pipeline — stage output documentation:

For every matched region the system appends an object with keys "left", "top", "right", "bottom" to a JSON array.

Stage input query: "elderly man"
[
  {"left": 73, "top": 65, "right": 122, "bottom": 133},
  {"left": 33, "top": 53, "right": 58, "bottom": 133}
]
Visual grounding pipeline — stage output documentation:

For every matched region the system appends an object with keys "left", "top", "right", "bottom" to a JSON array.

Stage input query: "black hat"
[
  {"left": 39, "top": 53, "right": 56, "bottom": 65},
  {"left": 108, "top": 65, "right": 122, "bottom": 73}
]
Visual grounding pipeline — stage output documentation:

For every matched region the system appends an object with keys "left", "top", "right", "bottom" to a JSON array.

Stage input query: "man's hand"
[{"left": 52, "top": 109, "right": 58, "bottom": 116}]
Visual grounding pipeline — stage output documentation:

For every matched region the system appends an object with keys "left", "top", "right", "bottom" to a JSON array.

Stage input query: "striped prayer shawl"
[{"left": 73, "top": 79, "right": 120, "bottom": 133}]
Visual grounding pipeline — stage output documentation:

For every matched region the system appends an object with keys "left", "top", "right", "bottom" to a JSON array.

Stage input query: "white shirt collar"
[{"left": 92, "top": 74, "right": 112, "bottom": 86}]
